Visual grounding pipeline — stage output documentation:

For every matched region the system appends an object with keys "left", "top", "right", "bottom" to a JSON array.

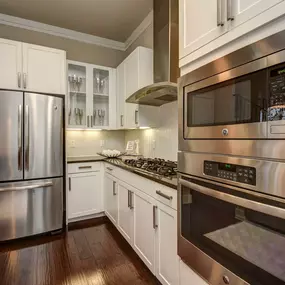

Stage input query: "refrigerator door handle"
[
  {"left": 25, "top": 105, "right": 30, "bottom": 171},
  {"left": 18, "top": 105, "right": 23, "bottom": 171},
  {"left": 0, "top": 182, "right": 53, "bottom": 193}
]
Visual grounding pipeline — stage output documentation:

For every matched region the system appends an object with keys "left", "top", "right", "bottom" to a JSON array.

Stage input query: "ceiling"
[{"left": 0, "top": 0, "right": 153, "bottom": 42}]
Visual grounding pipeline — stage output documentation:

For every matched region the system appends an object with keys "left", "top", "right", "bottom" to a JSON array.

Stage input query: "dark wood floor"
[{"left": 0, "top": 221, "right": 160, "bottom": 285}]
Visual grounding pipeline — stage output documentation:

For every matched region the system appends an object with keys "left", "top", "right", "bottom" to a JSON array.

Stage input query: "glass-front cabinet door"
[
  {"left": 92, "top": 67, "right": 110, "bottom": 127},
  {"left": 67, "top": 61, "right": 115, "bottom": 129},
  {"left": 67, "top": 63, "right": 87, "bottom": 128}
]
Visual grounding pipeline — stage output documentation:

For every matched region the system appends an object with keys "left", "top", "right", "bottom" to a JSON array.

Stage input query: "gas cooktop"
[{"left": 123, "top": 158, "right": 177, "bottom": 178}]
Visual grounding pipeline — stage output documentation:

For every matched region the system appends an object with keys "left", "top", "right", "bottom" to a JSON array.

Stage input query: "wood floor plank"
[{"left": 0, "top": 222, "right": 160, "bottom": 285}]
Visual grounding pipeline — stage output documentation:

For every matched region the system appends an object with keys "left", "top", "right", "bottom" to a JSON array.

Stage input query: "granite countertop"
[
  {"left": 105, "top": 159, "right": 178, "bottom": 190},
  {"left": 67, "top": 156, "right": 177, "bottom": 189}
]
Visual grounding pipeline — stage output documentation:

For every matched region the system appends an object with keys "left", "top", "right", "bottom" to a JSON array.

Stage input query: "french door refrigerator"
[{"left": 0, "top": 90, "right": 64, "bottom": 241}]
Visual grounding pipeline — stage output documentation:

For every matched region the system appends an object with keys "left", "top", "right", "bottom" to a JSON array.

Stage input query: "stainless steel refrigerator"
[{"left": 0, "top": 90, "right": 64, "bottom": 241}]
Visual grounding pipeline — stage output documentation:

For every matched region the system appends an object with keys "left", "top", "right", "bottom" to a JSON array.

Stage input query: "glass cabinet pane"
[
  {"left": 93, "top": 68, "right": 110, "bottom": 127},
  {"left": 68, "top": 64, "right": 87, "bottom": 127}
]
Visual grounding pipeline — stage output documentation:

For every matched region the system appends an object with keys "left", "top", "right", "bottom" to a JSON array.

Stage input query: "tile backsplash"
[
  {"left": 125, "top": 102, "right": 178, "bottom": 161},
  {"left": 66, "top": 130, "right": 125, "bottom": 157},
  {"left": 66, "top": 102, "right": 178, "bottom": 161}
]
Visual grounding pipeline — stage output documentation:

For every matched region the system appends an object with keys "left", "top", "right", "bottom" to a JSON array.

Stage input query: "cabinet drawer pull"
[
  {"left": 227, "top": 0, "right": 234, "bottom": 21},
  {"left": 106, "top": 167, "right": 113, "bottom": 171},
  {"left": 69, "top": 177, "right": 71, "bottom": 191},
  {"left": 78, "top": 166, "right": 92, "bottom": 169},
  {"left": 17, "top": 72, "right": 21, "bottom": 88},
  {"left": 156, "top": 190, "right": 173, "bottom": 201},
  {"left": 23, "top": 73, "right": 27, "bottom": 89},
  {"left": 153, "top": 205, "right": 158, "bottom": 229}
]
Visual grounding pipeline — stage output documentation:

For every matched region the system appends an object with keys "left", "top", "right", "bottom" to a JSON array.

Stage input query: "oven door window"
[
  {"left": 187, "top": 70, "right": 268, "bottom": 127},
  {"left": 181, "top": 179, "right": 285, "bottom": 285}
]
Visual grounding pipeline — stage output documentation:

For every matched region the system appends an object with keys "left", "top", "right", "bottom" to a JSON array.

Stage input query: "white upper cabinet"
[
  {"left": 231, "top": 0, "right": 283, "bottom": 28},
  {"left": 179, "top": 0, "right": 285, "bottom": 68},
  {"left": 116, "top": 46, "right": 159, "bottom": 129},
  {"left": 0, "top": 38, "right": 22, "bottom": 90},
  {"left": 22, "top": 43, "right": 66, "bottom": 94},
  {"left": 67, "top": 60, "right": 116, "bottom": 130},
  {"left": 179, "top": 0, "right": 228, "bottom": 58},
  {"left": 0, "top": 38, "right": 66, "bottom": 94},
  {"left": 116, "top": 61, "right": 125, "bottom": 129}
]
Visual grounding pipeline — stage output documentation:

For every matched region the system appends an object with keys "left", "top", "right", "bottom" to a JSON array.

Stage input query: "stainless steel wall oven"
[{"left": 178, "top": 31, "right": 285, "bottom": 285}]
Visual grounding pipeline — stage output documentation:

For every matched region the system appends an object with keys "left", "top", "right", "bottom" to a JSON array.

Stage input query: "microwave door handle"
[{"left": 179, "top": 178, "right": 285, "bottom": 220}]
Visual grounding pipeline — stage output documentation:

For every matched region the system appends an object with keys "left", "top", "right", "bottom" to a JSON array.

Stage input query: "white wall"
[
  {"left": 66, "top": 130, "right": 125, "bottom": 157},
  {"left": 125, "top": 102, "right": 178, "bottom": 161}
]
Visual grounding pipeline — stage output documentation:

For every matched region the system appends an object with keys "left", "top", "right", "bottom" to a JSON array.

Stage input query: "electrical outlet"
[
  {"left": 152, "top": 140, "right": 156, "bottom": 150},
  {"left": 70, "top": 140, "right": 76, "bottom": 148},
  {"left": 100, "top": 140, "right": 105, "bottom": 147}
]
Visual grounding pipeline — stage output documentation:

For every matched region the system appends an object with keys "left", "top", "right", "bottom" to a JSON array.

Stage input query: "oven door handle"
[{"left": 179, "top": 178, "right": 285, "bottom": 220}]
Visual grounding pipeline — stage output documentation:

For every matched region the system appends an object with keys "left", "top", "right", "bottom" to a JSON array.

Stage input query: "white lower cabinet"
[
  {"left": 68, "top": 171, "right": 102, "bottom": 219},
  {"left": 179, "top": 260, "right": 209, "bottom": 285},
  {"left": 156, "top": 202, "right": 179, "bottom": 285},
  {"left": 133, "top": 190, "right": 156, "bottom": 273},
  {"left": 117, "top": 181, "right": 134, "bottom": 245},
  {"left": 104, "top": 173, "right": 118, "bottom": 224},
  {"left": 103, "top": 164, "right": 179, "bottom": 285}
]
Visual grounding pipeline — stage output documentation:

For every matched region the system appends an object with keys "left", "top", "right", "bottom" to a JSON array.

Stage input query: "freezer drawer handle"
[
  {"left": 156, "top": 190, "right": 173, "bottom": 201},
  {"left": 18, "top": 105, "right": 23, "bottom": 171},
  {"left": 0, "top": 182, "right": 53, "bottom": 193},
  {"left": 179, "top": 178, "right": 285, "bottom": 220}
]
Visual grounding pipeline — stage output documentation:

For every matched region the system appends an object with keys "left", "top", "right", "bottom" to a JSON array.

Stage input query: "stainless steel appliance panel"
[
  {"left": 24, "top": 93, "right": 63, "bottom": 179},
  {"left": 0, "top": 91, "right": 23, "bottom": 182},
  {"left": 0, "top": 177, "right": 63, "bottom": 241},
  {"left": 178, "top": 151, "right": 285, "bottom": 199}
]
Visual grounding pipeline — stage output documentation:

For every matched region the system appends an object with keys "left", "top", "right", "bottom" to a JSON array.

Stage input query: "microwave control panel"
[
  {"left": 269, "top": 65, "right": 285, "bottom": 107},
  {"left": 204, "top": 161, "right": 256, "bottom": 186}
]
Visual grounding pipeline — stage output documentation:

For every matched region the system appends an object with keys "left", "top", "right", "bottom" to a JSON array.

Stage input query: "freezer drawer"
[{"left": 0, "top": 178, "right": 63, "bottom": 241}]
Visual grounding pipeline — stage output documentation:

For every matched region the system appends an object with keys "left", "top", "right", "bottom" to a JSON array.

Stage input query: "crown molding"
[
  {"left": 0, "top": 13, "right": 126, "bottom": 51},
  {"left": 0, "top": 11, "right": 153, "bottom": 51},
  {"left": 124, "top": 10, "right": 153, "bottom": 50}
]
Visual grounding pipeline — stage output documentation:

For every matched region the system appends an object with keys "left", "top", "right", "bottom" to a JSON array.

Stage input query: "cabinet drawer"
[
  {"left": 68, "top": 162, "right": 101, "bottom": 174},
  {"left": 154, "top": 183, "right": 177, "bottom": 210},
  {"left": 105, "top": 163, "right": 120, "bottom": 175}
]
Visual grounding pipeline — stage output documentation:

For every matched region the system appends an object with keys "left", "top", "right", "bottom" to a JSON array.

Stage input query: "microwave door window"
[{"left": 187, "top": 69, "right": 268, "bottom": 127}]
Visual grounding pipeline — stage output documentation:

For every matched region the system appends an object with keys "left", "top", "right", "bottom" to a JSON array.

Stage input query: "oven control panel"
[{"left": 204, "top": 161, "right": 256, "bottom": 185}]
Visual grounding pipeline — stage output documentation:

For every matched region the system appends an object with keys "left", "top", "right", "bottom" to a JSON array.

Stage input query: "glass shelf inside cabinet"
[
  {"left": 68, "top": 64, "right": 87, "bottom": 127},
  {"left": 93, "top": 68, "right": 109, "bottom": 127}
]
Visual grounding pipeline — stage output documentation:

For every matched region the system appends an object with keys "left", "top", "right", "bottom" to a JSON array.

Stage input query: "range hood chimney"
[{"left": 126, "top": 0, "right": 179, "bottom": 107}]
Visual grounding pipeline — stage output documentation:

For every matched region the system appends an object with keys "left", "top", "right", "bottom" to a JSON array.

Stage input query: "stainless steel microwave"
[{"left": 179, "top": 33, "right": 285, "bottom": 142}]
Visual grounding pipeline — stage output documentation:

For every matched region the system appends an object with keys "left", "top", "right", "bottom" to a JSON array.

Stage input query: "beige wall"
[
  {"left": 124, "top": 22, "right": 153, "bottom": 58},
  {"left": 0, "top": 24, "right": 125, "bottom": 67}
]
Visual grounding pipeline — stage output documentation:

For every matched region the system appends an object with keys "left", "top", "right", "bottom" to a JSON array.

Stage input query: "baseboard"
[{"left": 68, "top": 213, "right": 109, "bottom": 230}]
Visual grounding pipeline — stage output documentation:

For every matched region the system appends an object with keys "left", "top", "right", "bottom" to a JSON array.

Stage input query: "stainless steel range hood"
[{"left": 126, "top": 0, "right": 179, "bottom": 107}]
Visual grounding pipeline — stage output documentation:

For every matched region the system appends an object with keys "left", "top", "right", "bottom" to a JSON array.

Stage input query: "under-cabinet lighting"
[{"left": 139, "top": 127, "right": 150, "bottom": 129}]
